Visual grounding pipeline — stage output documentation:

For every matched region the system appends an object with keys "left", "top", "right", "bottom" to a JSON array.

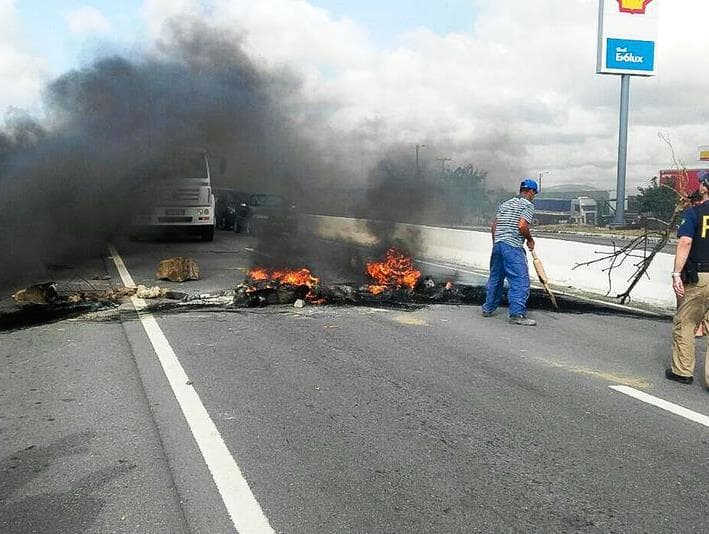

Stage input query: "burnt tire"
[{"left": 201, "top": 226, "right": 215, "bottom": 241}]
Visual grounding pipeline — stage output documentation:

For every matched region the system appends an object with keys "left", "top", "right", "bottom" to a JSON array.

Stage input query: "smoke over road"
[
  {"left": 0, "top": 23, "right": 315, "bottom": 286},
  {"left": 0, "top": 19, "right": 511, "bottom": 288}
]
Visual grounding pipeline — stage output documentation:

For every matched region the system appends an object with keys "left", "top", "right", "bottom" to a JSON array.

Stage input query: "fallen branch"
[{"left": 572, "top": 133, "right": 689, "bottom": 304}]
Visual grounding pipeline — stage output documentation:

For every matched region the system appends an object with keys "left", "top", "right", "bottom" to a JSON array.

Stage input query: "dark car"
[
  {"left": 214, "top": 188, "right": 249, "bottom": 230},
  {"left": 234, "top": 193, "right": 297, "bottom": 235}
]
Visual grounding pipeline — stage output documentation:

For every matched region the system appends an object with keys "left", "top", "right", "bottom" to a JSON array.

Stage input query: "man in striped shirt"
[{"left": 481, "top": 178, "right": 538, "bottom": 326}]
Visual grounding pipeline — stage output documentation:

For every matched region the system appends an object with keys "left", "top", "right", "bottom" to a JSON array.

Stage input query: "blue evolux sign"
[{"left": 606, "top": 38, "right": 655, "bottom": 72}]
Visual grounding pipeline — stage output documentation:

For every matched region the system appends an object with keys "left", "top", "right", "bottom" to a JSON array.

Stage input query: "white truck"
[
  {"left": 533, "top": 196, "right": 598, "bottom": 226},
  {"left": 132, "top": 149, "right": 219, "bottom": 241}
]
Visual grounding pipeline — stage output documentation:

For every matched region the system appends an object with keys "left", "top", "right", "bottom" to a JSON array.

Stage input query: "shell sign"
[
  {"left": 617, "top": 0, "right": 654, "bottom": 15},
  {"left": 597, "top": 0, "right": 659, "bottom": 76}
]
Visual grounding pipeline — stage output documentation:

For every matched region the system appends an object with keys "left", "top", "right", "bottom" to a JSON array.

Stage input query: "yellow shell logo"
[{"left": 617, "top": 0, "right": 654, "bottom": 14}]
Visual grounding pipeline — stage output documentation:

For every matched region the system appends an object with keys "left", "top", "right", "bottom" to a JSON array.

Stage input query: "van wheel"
[{"left": 201, "top": 227, "right": 215, "bottom": 241}]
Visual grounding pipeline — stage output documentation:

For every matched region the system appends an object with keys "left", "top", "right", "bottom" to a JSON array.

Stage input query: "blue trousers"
[{"left": 482, "top": 242, "right": 530, "bottom": 317}]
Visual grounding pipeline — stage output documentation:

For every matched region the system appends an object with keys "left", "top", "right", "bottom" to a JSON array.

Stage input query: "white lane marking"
[
  {"left": 109, "top": 245, "right": 137, "bottom": 288},
  {"left": 108, "top": 244, "right": 274, "bottom": 534},
  {"left": 610, "top": 385, "right": 709, "bottom": 428}
]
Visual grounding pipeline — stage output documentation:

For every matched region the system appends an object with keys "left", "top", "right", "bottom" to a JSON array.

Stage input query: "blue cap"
[
  {"left": 698, "top": 170, "right": 709, "bottom": 186},
  {"left": 520, "top": 178, "right": 539, "bottom": 192}
]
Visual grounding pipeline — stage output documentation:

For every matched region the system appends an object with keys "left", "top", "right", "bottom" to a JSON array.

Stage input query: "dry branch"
[{"left": 572, "top": 134, "right": 689, "bottom": 304}]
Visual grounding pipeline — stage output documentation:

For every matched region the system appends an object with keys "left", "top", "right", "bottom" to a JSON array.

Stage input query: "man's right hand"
[
  {"left": 526, "top": 238, "right": 535, "bottom": 251},
  {"left": 673, "top": 276, "right": 685, "bottom": 298}
]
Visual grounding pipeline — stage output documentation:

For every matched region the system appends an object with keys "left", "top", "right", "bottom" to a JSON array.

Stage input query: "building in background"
[{"left": 534, "top": 185, "right": 611, "bottom": 226}]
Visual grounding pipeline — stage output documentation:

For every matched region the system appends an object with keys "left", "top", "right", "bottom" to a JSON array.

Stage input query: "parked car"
[
  {"left": 214, "top": 188, "right": 249, "bottom": 230},
  {"left": 234, "top": 193, "right": 297, "bottom": 235}
]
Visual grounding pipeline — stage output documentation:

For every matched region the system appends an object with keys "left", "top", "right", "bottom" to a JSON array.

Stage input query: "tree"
[
  {"left": 443, "top": 164, "right": 487, "bottom": 188},
  {"left": 439, "top": 164, "right": 496, "bottom": 222},
  {"left": 636, "top": 176, "right": 680, "bottom": 221}
]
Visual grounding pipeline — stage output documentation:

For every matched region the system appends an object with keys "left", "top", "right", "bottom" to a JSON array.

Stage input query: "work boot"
[
  {"left": 509, "top": 315, "right": 536, "bottom": 326},
  {"left": 664, "top": 368, "right": 693, "bottom": 385}
]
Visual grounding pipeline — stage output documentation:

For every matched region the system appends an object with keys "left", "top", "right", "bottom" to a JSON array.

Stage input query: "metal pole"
[
  {"left": 415, "top": 144, "right": 425, "bottom": 180},
  {"left": 614, "top": 74, "right": 630, "bottom": 226}
]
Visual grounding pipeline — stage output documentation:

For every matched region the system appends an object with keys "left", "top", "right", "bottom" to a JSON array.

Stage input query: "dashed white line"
[
  {"left": 610, "top": 385, "right": 709, "bottom": 428},
  {"left": 108, "top": 244, "right": 274, "bottom": 534}
]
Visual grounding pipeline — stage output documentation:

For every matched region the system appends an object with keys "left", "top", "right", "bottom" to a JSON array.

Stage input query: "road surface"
[{"left": 1, "top": 229, "right": 707, "bottom": 533}]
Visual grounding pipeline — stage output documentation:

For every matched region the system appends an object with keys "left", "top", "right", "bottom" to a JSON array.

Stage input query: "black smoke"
[
  {"left": 0, "top": 19, "right": 509, "bottom": 290},
  {"left": 0, "top": 23, "right": 317, "bottom": 287}
]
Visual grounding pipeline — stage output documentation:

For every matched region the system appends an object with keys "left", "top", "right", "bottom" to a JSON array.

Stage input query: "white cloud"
[
  {"left": 140, "top": 0, "right": 206, "bottom": 38},
  {"left": 65, "top": 6, "right": 111, "bottom": 35},
  {"left": 129, "top": 0, "right": 709, "bottom": 189},
  {"left": 0, "top": 1, "right": 47, "bottom": 113}
]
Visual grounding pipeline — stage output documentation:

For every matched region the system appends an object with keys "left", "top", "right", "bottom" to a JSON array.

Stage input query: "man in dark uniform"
[{"left": 666, "top": 170, "right": 709, "bottom": 389}]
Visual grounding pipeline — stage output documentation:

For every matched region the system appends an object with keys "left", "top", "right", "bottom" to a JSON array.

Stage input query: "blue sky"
[
  {"left": 311, "top": 0, "right": 477, "bottom": 45},
  {"left": 5, "top": 0, "right": 708, "bottom": 188},
  {"left": 16, "top": 0, "right": 145, "bottom": 73},
  {"left": 14, "top": 1, "right": 477, "bottom": 75}
]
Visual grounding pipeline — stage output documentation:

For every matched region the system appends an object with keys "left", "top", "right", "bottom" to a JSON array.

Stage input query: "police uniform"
[{"left": 671, "top": 199, "right": 709, "bottom": 385}]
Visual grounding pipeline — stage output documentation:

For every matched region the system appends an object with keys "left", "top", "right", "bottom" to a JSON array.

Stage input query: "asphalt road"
[{"left": 1, "top": 228, "right": 707, "bottom": 533}]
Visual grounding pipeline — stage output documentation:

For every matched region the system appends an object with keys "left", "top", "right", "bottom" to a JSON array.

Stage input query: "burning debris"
[
  {"left": 233, "top": 267, "right": 321, "bottom": 307},
  {"left": 3, "top": 249, "right": 652, "bottom": 334},
  {"left": 234, "top": 249, "right": 425, "bottom": 307},
  {"left": 156, "top": 257, "right": 200, "bottom": 282},
  {"left": 366, "top": 248, "right": 421, "bottom": 295},
  {"left": 230, "top": 249, "right": 469, "bottom": 308}
]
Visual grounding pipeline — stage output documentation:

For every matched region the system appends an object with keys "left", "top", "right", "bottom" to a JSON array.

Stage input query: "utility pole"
[
  {"left": 436, "top": 157, "right": 452, "bottom": 173},
  {"left": 537, "top": 171, "right": 550, "bottom": 192},
  {"left": 415, "top": 144, "right": 425, "bottom": 179}
]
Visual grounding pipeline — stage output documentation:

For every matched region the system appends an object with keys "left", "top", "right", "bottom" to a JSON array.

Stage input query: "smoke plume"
[
  {"left": 0, "top": 23, "right": 315, "bottom": 286},
  {"left": 0, "top": 18, "right": 509, "bottom": 289}
]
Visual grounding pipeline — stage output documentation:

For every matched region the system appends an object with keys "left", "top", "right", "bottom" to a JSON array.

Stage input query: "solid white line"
[
  {"left": 108, "top": 244, "right": 137, "bottom": 288},
  {"left": 108, "top": 244, "right": 274, "bottom": 534},
  {"left": 609, "top": 385, "right": 709, "bottom": 428}
]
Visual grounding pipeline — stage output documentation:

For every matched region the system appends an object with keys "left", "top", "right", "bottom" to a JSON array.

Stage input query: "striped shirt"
[{"left": 493, "top": 196, "right": 535, "bottom": 248}]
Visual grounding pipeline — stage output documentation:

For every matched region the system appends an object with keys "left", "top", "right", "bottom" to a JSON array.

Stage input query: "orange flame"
[
  {"left": 366, "top": 248, "right": 421, "bottom": 294},
  {"left": 247, "top": 267, "right": 322, "bottom": 303},
  {"left": 248, "top": 267, "right": 320, "bottom": 289}
]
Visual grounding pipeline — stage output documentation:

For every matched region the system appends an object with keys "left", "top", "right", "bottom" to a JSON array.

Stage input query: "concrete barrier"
[{"left": 299, "top": 214, "right": 676, "bottom": 312}]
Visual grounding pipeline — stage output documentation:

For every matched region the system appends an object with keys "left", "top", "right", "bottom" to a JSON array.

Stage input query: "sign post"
[{"left": 597, "top": 0, "right": 659, "bottom": 226}]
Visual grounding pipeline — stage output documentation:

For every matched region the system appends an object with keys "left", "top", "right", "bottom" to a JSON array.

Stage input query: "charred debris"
[{"left": 2, "top": 249, "right": 655, "bottom": 332}]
